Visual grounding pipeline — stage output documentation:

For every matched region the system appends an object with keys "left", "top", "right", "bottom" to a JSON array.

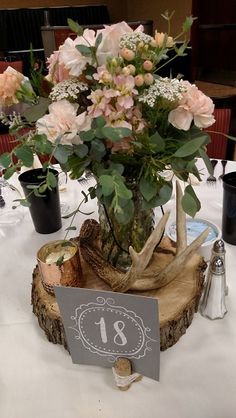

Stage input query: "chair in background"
[
  {"left": 0, "top": 59, "right": 23, "bottom": 73},
  {"left": 205, "top": 108, "right": 231, "bottom": 159},
  {"left": 191, "top": 0, "right": 236, "bottom": 160},
  {"left": 41, "top": 20, "right": 153, "bottom": 59}
]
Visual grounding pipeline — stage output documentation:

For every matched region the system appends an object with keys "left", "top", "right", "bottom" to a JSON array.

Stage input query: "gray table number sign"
[{"left": 55, "top": 287, "right": 160, "bottom": 381}]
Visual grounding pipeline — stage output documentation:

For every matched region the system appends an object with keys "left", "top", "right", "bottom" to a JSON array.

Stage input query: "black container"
[
  {"left": 18, "top": 168, "right": 62, "bottom": 234},
  {"left": 222, "top": 171, "right": 236, "bottom": 245}
]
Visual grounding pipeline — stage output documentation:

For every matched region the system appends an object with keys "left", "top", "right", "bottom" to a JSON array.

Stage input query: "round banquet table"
[{"left": 1, "top": 159, "right": 236, "bottom": 418}]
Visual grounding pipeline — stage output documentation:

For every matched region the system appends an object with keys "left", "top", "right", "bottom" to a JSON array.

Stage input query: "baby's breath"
[
  {"left": 119, "top": 32, "right": 153, "bottom": 51},
  {"left": 49, "top": 78, "right": 88, "bottom": 102},
  {"left": 138, "top": 77, "right": 186, "bottom": 108}
]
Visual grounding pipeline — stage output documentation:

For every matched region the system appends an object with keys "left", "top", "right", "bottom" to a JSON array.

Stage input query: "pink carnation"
[
  {"left": 168, "top": 81, "right": 215, "bottom": 130},
  {"left": 0, "top": 66, "right": 24, "bottom": 106},
  {"left": 46, "top": 50, "right": 70, "bottom": 84}
]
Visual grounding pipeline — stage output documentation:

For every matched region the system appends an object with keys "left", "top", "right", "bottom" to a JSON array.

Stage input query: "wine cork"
[{"left": 113, "top": 358, "right": 142, "bottom": 391}]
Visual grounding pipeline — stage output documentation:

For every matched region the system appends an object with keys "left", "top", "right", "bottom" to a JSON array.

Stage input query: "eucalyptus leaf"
[
  {"left": 67, "top": 18, "right": 84, "bottom": 36},
  {"left": 90, "top": 139, "right": 106, "bottom": 161},
  {"left": 149, "top": 132, "right": 165, "bottom": 152},
  {"left": 139, "top": 177, "right": 158, "bottom": 202},
  {"left": 54, "top": 144, "right": 73, "bottom": 164},
  {"left": 0, "top": 152, "right": 11, "bottom": 168},
  {"left": 99, "top": 174, "right": 114, "bottom": 196},
  {"left": 101, "top": 126, "right": 132, "bottom": 142},
  {"left": 76, "top": 44, "right": 92, "bottom": 57},
  {"left": 174, "top": 135, "right": 209, "bottom": 157},
  {"left": 4, "top": 166, "right": 17, "bottom": 180},
  {"left": 14, "top": 145, "right": 34, "bottom": 167},
  {"left": 182, "top": 184, "right": 201, "bottom": 217},
  {"left": 95, "top": 32, "right": 103, "bottom": 49},
  {"left": 47, "top": 171, "right": 57, "bottom": 188},
  {"left": 23, "top": 97, "right": 50, "bottom": 122},
  {"left": 114, "top": 199, "right": 134, "bottom": 224},
  {"left": 80, "top": 130, "right": 95, "bottom": 142},
  {"left": 74, "top": 144, "right": 88, "bottom": 158}
]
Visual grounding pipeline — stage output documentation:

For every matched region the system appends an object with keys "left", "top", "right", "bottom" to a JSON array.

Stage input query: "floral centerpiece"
[{"left": 0, "top": 12, "right": 217, "bottom": 269}]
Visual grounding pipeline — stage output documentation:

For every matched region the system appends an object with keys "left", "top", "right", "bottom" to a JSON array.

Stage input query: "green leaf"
[
  {"left": 23, "top": 97, "right": 50, "bottom": 122},
  {"left": 114, "top": 176, "right": 132, "bottom": 200},
  {"left": 14, "top": 145, "right": 34, "bottom": 167},
  {"left": 182, "top": 184, "right": 201, "bottom": 217},
  {"left": 94, "top": 116, "right": 106, "bottom": 128},
  {"left": 67, "top": 18, "right": 84, "bottom": 36},
  {"left": 76, "top": 44, "right": 92, "bottom": 57},
  {"left": 182, "top": 16, "right": 197, "bottom": 32},
  {"left": 109, "top": 162, "right": 124, "bottom": 175},
  {"left": 95, "top": 32, "right": 103, "bottom": 49},
  {"left": 88, "top": 186, "right": 97, "bottom": 199},
  {"left": 54, "top": 144, "right": 73, "bottom": 164},
  {"left": 38, "top": 183, "right": 48, "bottom": 193},
  {"left": 20, "top": 199, "right": 31, "bottom": 207},
  {"left": 65, "top": 226, "right": 77, "bottom": 231},
  {"left": 90, "top": 139, "right": 106, "bottom": 161},
  {"left": 114, "top": 199, "right": 134, "bottom": 224},
  {"left": 0, "top": 153, "right": 11, "bottom": 168},
  {"left": 101, "top": 126, "right": 132, "bottom": 142},
  {"left": 47, "top": 171, "right": 57, "bottom": 188},
  {"left": 139, "top": 177, "right": 158, "bottom": 202},
  {"left": 80, "top": 130, "right": 95, "bottom": 142},
  {"left": 74, "top": 144, "right": 88, "bottom": 158},
  {"left": 142, "top": 182, "right": 173, "bottom": 209},
  {"left": 198, "top": 148, "right": 214, "bottom": 175},
  {"left": 174, "top": 135, "right": 209, "bottom": 157},
  {"left": 149, "top": 132, "right": 165, "bottom": 152},
  {"left": 4, "top": 166, "right": 17, "bottom": 180},
  {"left": 34, "top": 134, "right": 53, "bottom": 155},
  {"left": 99, "top": 175, "right": 114, "bottom": 196}
]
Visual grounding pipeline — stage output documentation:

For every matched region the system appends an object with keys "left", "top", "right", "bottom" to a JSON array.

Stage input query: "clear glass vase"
[{"left": 98, "top": 188, "right": 154, "bottom": 271}]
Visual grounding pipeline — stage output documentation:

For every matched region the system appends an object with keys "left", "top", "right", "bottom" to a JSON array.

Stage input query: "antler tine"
[
  {"left": 176, "top": 180, "right": 187, "bottom": 255},
  {"left": 129, "top": 210, "right": 170, "bottom": 270},
  {"left": 112, "top": 210, "right": 170, "bottom": 292},
  {"left": 131, "top": 227, "right": 210, "bottom": 291}
]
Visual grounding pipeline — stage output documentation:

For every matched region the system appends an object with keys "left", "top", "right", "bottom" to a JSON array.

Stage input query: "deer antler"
[{"left": 79, "top": 181, "right": 208, "bottom": 292}]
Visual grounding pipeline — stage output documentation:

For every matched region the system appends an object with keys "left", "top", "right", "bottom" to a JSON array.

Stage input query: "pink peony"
[
  {"left": 0, "top": 66, "right": 24, "bottom": 106},
  {"left": 36, "top": 100, "right": 91, "bottom": 144},
  {"left": 168, "top": 81, "right": 215, "bottom": 130}
]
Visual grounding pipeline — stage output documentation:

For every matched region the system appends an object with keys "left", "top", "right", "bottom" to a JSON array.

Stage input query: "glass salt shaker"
[
  {"left": 212, "top": 239, "right": 228, "bottom": 295},
  {"left": 200, "top": 256, "right": 227, "bottom": 320}
]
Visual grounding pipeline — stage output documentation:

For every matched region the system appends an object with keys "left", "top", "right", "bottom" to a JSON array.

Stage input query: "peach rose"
[
  {"left": 168, "top": 81, "right": 215, "bottom": 130},
  {"left": 0, "top": 66, "right": 24, "bottom": 106}
]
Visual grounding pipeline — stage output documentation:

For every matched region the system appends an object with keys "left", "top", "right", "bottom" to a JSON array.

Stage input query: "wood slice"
[{"left": 31, "top": 245, "right": 206, "bottom": 351}]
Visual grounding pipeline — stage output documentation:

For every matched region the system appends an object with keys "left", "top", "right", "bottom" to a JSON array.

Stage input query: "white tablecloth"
[{"left": 1, "top": 160, "right": 236, "bottom": 418}]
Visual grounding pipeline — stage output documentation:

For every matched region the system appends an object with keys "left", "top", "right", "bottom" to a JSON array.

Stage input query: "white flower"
[
  {"left": 36, "top": 100, "right": 91, "bottom": 144},
  {"left": 59, "top": 29, "right": 96, "bottom": 77}
]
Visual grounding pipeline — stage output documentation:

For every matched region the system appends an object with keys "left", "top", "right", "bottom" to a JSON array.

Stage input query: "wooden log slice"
[{"left": 31, "top": 244, "right": 206, "bottom": 351}]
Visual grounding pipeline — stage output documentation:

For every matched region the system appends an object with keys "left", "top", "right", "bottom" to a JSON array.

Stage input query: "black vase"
[
  {"left": 18, "top": 168, "right": 62, "bottom": 234},
  {"left": 222, "top": 171, "right": 236, "bottom": 245}
]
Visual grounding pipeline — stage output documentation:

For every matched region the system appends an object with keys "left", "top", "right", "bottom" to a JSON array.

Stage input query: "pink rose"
[
  {"left": 168, "top": 81, "right": 215, "bottom": 130},
  {"left": 46, "top": 50, "right": 70, "bottom": 84},
  {"left": 96, "top": 22, "right": 143, "bottom": 66},
  {"left": 0, "top": 66, "right": 24, "bottom": 106}
]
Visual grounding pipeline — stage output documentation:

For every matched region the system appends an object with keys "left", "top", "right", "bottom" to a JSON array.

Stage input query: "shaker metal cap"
[
  {"left": 213, "top": 239, "right": 225, "bottom": 253},
  {"left": 210, "top": 256, "right": 225, "bottom": 274}
]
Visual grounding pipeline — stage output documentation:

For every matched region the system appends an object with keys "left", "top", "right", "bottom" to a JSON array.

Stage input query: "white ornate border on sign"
[{"left": 69, "top": 297, "right": 156, "bottom": 363}]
